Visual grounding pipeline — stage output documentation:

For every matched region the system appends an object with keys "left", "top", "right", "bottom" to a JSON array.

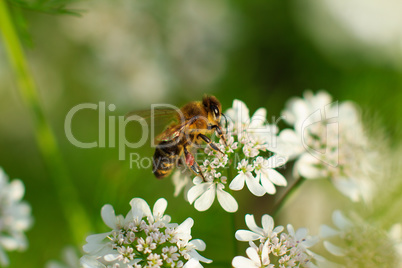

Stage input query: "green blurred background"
[{"left": 1, "top": 0, "right": 402, "bottom": 267}]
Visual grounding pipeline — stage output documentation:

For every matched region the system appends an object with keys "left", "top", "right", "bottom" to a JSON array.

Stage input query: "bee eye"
[{"left": 212, "top": 106, "right": 219, "bottom": 117}]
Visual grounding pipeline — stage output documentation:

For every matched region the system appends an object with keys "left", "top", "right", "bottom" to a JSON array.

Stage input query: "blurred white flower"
[
  {"left": 46, "top": 246, "right": 80, "bottom": 268},
  {"left": 389, "top": 223, "right": 402, "bottom": 265},
  {"left": 0, "top": 168, "right": 33, "bottom": 266},
  {"left": 233, "top": 214, "right": 319, "bottom": 268},
  {"left": 296, "top": 0, "right": 402, "bottom": 68},
  {"left": 279, "top": 90, "right": 375, "bottom": 202},
  {"left": 80, "top": 197, "right": 211, "bottom": 267},
  {"left": 321, "top": 210, "right": 401, "bottom": 267},
  {"left": 62, "top": 0, "right": 235, "bottom": 105}
]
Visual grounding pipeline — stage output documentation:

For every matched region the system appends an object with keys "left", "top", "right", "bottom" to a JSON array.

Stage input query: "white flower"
[
  {"left": 235, "top": 214, "right": 284, "bottom": 242},
  {"left": 0, "top": 168, "right": 33, "bottom": 266},
  {"left": 253, "top": 156, "right": 288, "bottom": 195},
  {"left": 46, "top": 246, "right": 80, "bottom": 268},
  {"left": 279, "top": 90, "right": 375, "bottom": 202},
  {"left": 81, "top": 198, "right": 211, "bottom": 267},
  {"left": 321, "top": 210, "right": 400, "bottom": 267},
  {"left": 229, "top": 159, "right": 265, "bottom": 196},
  {"left": 180, "top": 99, "right": 288, "bottom": 210},
  {"left": 187, "top": 175, "right": 238, "bottom": 213},
  {"left": 232, "top": 242, "right": 272, "bottom": 268},
  {"left": 234, "top": 214, "right": 319, "bottom": 268}
]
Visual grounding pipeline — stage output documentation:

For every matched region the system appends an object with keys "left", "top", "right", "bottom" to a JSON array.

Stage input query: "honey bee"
[{"left": 129, "top": 95, "right": 227, "bottom": 181}]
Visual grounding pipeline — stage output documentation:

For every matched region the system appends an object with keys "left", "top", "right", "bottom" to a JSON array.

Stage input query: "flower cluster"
[
  {"left": 233, "top": 214, "right": 318, "bottom": 268},
  {"left": 183, "top": 100, "right": 288, "bottom": 213},
  {"left": 321, "top": 210, "right": 402, "bottom": 267},
  {"left": 80, "top": 198, "right": 210, "bottom": 268},
  {"left": 0, "top": 168, "right": 33, "bottom": 266},
  {"left": 279, "top": 91, "right": 375, "bottom": 202}
]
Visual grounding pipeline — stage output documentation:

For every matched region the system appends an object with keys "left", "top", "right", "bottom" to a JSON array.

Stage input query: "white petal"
[
  {"left": 183, "top": 259, "right": 202, "bottom": 268},
  {"left": 287, "top": 224, "right": 295, "bottom": 236},
  {"left": 295, "top": 227, "right": 308, "bottom": 240},
  {"left": 80, "top": 255, "right": 105, "bottom": 268},
  {"left": 124, "top": 209, "right": 134, "bottom": 226},
  {"left": 273, "top": 226, "right": 284, "bottom": 233},
  {"left": 83, "top": 232, "right": 111, "bottom": 253},
  {"left": 261, "top": 240, "right": 270, "bottom": 265},
  {"left": 296, "top": 154, "right": 324, "bottom": 179},
  {"left": 261, "top": 214, "right": 274, "bottom": 233},
  {"left": 332, "top": 178, "right": 361, "bottom": 202},
  {"left": 235, "top": 230, "right": 262, "bottom": 241},
  {"left": 274, "top": 129, "right": 304, "bottom": 156},
  {"left": 176, "top": 218, "right": 194, "bottom": 235},
  {"left": 9, "top": 179, "right": 25, "bottom": 201},
  {"left": 245, "top": 214, "right": 264, "bottom": 235},
  {"left": 232, "top": 256, "right": 258, "bottom": 268},
  {"left": 187, "top": 249, "right": 212, "bottom": 264},
  {"left": 217, "top": 186, "right": 238, "bottom": 212},
  {"left": 249, "top": 108, "right": 267, "bottom": 128},
  {"left": 129, "top": 198, "right": 152, "bottom": 220},
  {"left": 332, "top": 210, "right": 353, "bottom": 230},
  {"left": 323, "top": 241, "right": 346, "bottom": 256},
  {"left": 190, "top": 239, "right": 206, "bottom": 251},
  {"left": 320, "top": 225, "right": 340, "bottom": 238},
  {"left": 246, "top": 247, "right": 261, "bottom": 264},
  {"left": 104, "top": 253, "right": 120, "bottom": 261},
  {"left": 260, "top": 175, "right": 276, "bottom": 194},
  {"left": 229, "top": 173, "right": 246, "bottom": 191},
  {"left": 153, "top": 198, "right": 167, "bottom": 219},
  {"left": 194, "top": 185, "right": 216, "bottom": 211},
  {"left": 302, "top": 236, "right": 319, "bottom": 248},
  {"left": 265, "top": 169, "right": 287, "bottom": 186},
  {"left": 101, "top": 205, "right": 116, "bottom": 229},
  {"left": 85, "top": 232, "right": 109, "bottom": 244},
  {"left": 265, "top": 154, "right": 288, "bottom": 169},
  {"left": 245, "top": 174, "right": 265, "bottom": 197},
  {"left": 234, "top": 99, "right": 250, "bottom": 124},
  {"left": 187, "top": 183, "right": 210, "bottom": 204}
]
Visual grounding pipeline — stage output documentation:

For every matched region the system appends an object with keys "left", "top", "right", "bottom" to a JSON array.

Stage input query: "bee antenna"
[{"left": 222, "top": 113, "right": 228, "bottom": 129}]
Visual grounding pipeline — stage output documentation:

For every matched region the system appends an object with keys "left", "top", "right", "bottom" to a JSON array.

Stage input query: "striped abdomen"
[{"left": 153, "top": 140, "right": 181, "bottom": 179}]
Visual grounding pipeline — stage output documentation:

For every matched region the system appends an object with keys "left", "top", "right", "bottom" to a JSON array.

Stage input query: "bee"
[{"left": 129, "top": 95, "right": 227, "bottom": 181}]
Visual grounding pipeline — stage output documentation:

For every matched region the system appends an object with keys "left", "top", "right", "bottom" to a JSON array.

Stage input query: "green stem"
[
  {"left": 227, "top": 165, "right": 238, "bottom": 257},
  {"left": 272, "top": 176, "right": 305, "bottom": 217},
  {"left": 0, "top": 0, "right": 91, "bottom": 244}
]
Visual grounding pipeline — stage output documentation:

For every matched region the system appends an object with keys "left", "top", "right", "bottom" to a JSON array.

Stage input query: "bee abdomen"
[{"left": 153, "top": 141, "right": 180, "bottom": 179}]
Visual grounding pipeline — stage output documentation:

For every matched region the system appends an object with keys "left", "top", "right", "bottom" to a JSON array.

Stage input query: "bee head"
[{"left": 203, "top": 95, "right": 222, "bottom": 124}]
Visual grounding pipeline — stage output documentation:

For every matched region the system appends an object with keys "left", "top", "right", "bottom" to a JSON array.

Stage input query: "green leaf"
[{"left": 7, "top": 0, "right": 83, "bottom": 16}]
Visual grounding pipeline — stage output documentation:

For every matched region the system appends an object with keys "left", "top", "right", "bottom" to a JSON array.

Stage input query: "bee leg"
[
  {"left": 211, "top": 125, "right": 227, "bottom": 147},
  {"left": 176, "top": 156, "right": 184, "bottom": 167},
  {"left": 198, "top": 134, "right": 225, "bottom": 155},
  {"left": 183, "top": 146, "right": 206, "bottom": 181}
]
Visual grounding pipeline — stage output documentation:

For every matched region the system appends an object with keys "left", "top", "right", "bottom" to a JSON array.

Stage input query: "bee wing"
[
  {"left": 125, "top": 108, "right": 178, "bottom": 123},
  {"left": 126, "top": 108, "right": 188, "bottom": 143},
  {"left": 156, "top": 116, "right": 199, "bottom": 142}
]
